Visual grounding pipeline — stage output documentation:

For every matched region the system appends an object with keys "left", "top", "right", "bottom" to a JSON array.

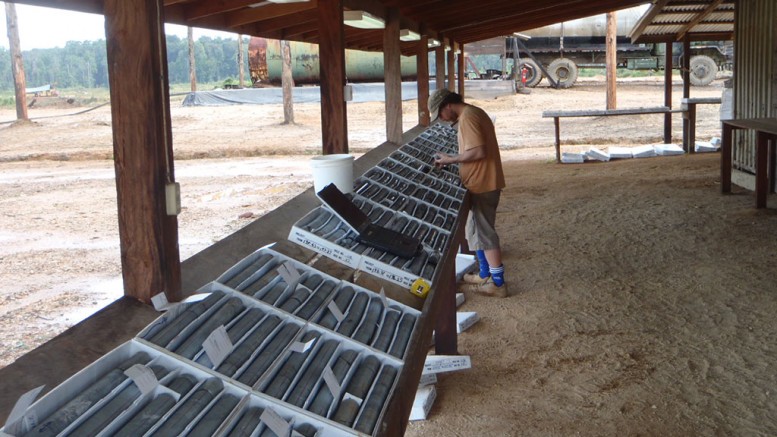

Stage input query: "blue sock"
[
  {"left": 476, "top": 250, "right": 490, "bottom": 279},
  {"left": 490, "top": 265, "right": 505, "bottom": 287}
]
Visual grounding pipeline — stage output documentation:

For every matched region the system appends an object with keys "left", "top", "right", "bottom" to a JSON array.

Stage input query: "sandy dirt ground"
[{"left": 3, "top": 75, "right": 768, "bottom": 435}]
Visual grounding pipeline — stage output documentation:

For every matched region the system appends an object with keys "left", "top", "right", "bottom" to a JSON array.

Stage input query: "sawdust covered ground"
[
  {"left": 5, "top": 76, "right": 775, "bottom": 435},
  {"left": 407, "top": 152, "right": 777, "bottom": 436}
]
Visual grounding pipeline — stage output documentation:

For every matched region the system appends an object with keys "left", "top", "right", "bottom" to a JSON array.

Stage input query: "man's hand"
[{"left": 434, "top": 152, "right": 455, "bottom": 168}]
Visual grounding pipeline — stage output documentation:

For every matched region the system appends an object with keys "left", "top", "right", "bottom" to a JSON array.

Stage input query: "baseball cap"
[{"left": 428, "top": 88, "right": 452, "bottom": 121}]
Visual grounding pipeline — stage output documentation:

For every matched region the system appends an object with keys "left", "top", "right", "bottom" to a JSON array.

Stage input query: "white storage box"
[
  {"left": 654, "top": 144, "right": 685, "bottom": 156},
  {"left": 695, "top": 141, "right": 719, "bottom": 153},
  {"left": 608, "top": 146, "right": 633, "bottom": 159},
  {"left": 561, "top": 152, "right": 585, "bottom": 163},
  {"left": 586, "top": 148, "right": 610, "bottom": 162},
  {"left": 631, "top": 145, "right": 657, "bottom": 158}
]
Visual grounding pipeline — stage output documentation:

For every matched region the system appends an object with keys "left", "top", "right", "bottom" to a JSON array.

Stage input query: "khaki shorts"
[{"left": 465, "top": 189, "right": 501, "bottom": 250}]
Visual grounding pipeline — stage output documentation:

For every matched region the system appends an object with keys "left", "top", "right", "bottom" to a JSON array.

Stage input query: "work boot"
[
  {"left": 462, "top": 272, "right": 489, "bottom": 285},
  {"left": 472, "top": 278, "right": 508, "bottom": 298}
]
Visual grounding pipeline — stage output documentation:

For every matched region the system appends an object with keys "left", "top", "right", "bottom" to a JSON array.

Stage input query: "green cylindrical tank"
[{"left": 248, "top": 38, "right": 417, "bottom": 85}]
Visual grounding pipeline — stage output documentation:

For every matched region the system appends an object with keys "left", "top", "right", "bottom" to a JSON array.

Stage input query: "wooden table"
[
  {"left": 721, "top": 118, "right": 777, "bottom": 208},
  {"left": 542, "top": 107, "right": 679, "bottom": 163},
  {"left": 681, "top": 97, "right": 722, "bottom": 153}
]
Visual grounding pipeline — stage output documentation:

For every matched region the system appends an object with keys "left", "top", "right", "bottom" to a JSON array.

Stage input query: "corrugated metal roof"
[
  {"left": 5, "top": 0, "right": 650, "bottom": 55},
  {"left": 630, "top": 0, "right": 735, "bottom": 43}
]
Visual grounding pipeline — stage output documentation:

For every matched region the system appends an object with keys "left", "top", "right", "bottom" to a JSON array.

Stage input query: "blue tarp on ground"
[
  {"left": 25, "top": 84, "right": 51, "bottom": 94},
  {"left": 181, "top": 82, "right": 433, "bottom": 107}
]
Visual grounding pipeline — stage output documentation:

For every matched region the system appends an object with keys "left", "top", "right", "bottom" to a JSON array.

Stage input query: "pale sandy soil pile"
[{"left": 4, "top": 77, "right": 767, "bottom": 436}]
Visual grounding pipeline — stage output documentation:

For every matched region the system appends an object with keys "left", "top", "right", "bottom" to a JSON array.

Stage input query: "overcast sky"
[{"left": 0, "top": 3, "right": 237, "bottom": 50}]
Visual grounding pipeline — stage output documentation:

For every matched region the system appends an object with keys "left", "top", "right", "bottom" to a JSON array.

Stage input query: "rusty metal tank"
[
  {"left": 521, "top": 6, "right": 646, "bottom": 38},
  {"left": 248, "top": 37, "right": 417, "bottom": 85}
]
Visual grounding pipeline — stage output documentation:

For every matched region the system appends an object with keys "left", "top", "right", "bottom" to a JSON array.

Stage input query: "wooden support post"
[
  {"left": 417, "top": 33, "right": 431, "bottom": 126},
  {"left": 318, "top": 0, "right": 348, "bottom": 154},
  {"left": 383, "top": 7, "right": 402, "bottom": 145},
  {"left": 281, "top": 40, "right": 294, "bottom": 124},
  {"left": 446, "top": 42, "right": 455, "bottom": 91},
  {"left": 435, "top": 43, "right": 445, "bottom": 93},
  {"left": 756, "top": 132, "right": 769, "bottom": 208},
  {"left": 457, "top": 44, "right": 465, "bottom": 98},
  {"left": 663, "top": 41, "right": 673, "bottom": 143},
  {"left": 554, "top": 117, "right": 561, "bottom": 163},
  {"left": 188, "top": 27, "right": 197, "bottom": 92},
  {"left": 605, "top": 11, "right": 617, "bottom": 110},
  {"left": 4, "top": 3, "right": 28, "bottom": 121},
  {"left": 721, "top": 122, "right": 733, "bottom": 193},
  {"left": 104, "top": 0, "right": 181, "bottom": 303},
  {"left": 682, "top": 36, "right": 691, "bottom": 99},
  {"left": 434, "top": 266, "right": 458, "bottom": 355},
  {"left": 237, "top": 34, "right": 245, "bottom": 88}
]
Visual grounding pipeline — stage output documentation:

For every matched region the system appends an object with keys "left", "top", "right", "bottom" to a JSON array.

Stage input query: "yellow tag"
[{"left": 410, "top": 278, "right": 431, "bottom": 298}]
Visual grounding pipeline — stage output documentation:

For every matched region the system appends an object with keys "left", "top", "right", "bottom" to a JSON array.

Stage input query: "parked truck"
[{"left": 496, "top": 8, "right": 730, "bottom": 88}]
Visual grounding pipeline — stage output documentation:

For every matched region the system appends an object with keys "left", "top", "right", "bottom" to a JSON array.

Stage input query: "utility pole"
[
  {"left": 605, "top": 11, "right": 617, "bottom": 110},
  {"left": 5, "top": 2, "right": 28, "bottom": 121},
  {"left": 281, "top": 39, "right": 294, "bottom": 124},
  {"left": 188, "top": 26, "right": 197, "bottom": 92},
  {"left": 237, "top": 34, "right": 245, "bottom": 88}
]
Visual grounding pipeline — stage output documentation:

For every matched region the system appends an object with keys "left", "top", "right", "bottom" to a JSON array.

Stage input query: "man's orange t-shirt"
[{"left": 457, "top": 105, "right": 506, "bottom": 194}]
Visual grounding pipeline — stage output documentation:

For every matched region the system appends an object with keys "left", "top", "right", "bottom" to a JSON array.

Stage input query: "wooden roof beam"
[
  {"left": 629, "top": 0, "right": 669, "bottom": 41},
  {"left": 436, "top": 0, "right": 640, "bottom": 35},
  {"left": 224, "top": 1, "right": 317, "bottom": 28},
  {"left": 180, "top": 0, "right": 263, "bottom": 21},
  {"left": 676, "top": 0, "right": 724, "bottom": 41},
  {"left": 6, "top": 0, "right": 103, "bottom": 15},
  {"left": 236, "top": 8, "right": 317, "bottom": 36}
]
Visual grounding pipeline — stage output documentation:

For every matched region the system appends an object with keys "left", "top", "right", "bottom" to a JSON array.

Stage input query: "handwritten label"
[
  {"left": 151, "top": 292, "right": 170, "bottom": 311},
  {"left": 202, "top": 326, "right": 233, "bottom": 368},
  {"left": 327, "top": 300, "right": 345, "bottom": 323},
  {"left": 343, "top": 392, "right": 364, "bottom": 406},
  {"left": 124, "top": 364, "right": 158, "bottom": 395},
  {"left": 289, "top": 337, "right": 316, "bottom": 354},
  {"left": 3, "top": 385, "right": 44, "bottom": 435},
  {"left": 277, "top": 262, "right": 301, "bottom": 284},
  {"left": 260, "top": 408, "right": 291, "bottom": 437},
  {"left": 322, "top": 366, "right": 341, "bottom": 398}
]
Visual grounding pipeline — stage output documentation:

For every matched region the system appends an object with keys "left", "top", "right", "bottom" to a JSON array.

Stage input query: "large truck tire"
[
  {"left": 547, "top": 58, "right": 579, "bottom": 88},
  {"left": 517, "top": 59, "right": 543, "bottom": 88},
  {"left": 689, "top": 55, "right": 717, "bottom": 86}
]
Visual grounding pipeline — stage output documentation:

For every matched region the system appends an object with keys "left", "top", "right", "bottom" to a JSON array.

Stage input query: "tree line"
[{"left": 0, "top": 35, "right": 249, "bottom": 90}]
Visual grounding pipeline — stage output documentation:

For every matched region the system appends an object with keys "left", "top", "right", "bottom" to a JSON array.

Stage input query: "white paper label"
[
  {"left": 423, "top": 355, "right": 472, "bottom": 375},
  {"left": 322, "top": 366, "right": 341, "bottom": 398},
  {"left": 379, "top": 287, "right": 389, "bottom": 308},
  {"left": 151, "top": 292, "right": 170, "bottom": 311},
  {"left": 261, "top": 408, "right": 291, "bottom": 437},
  {"left": 202, "top": 326, "right": 233, "bottom": 368},
  {"left": 343, "top": 392, "right": 363, "bottom": 406},
  {"left": 124, "top": 364, "right": 158, "bottom": 395},
  {"left": 327, "top": 300, "right": 345, "bottom": 322},
  {"left": 289, "top": 337, "right": 316, "bottom": 354},
  {"left": 4, "top": 385, "right": 44, "bottom": 434},
  {"left": 277, "top": 262, "right": 301, "bottom": 284}
]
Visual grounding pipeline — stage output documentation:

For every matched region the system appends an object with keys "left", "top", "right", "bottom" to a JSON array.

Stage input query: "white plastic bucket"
[{"left": 310, "top": 154, "right": 354, "bottom": 194}]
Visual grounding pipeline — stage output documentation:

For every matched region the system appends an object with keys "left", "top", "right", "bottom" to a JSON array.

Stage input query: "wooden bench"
[
  {"left": 542, "top": 106, "right": 682, "bottom": 163},
  {"left": 681, "top": 97, "right": 722, "bottom": 153}
]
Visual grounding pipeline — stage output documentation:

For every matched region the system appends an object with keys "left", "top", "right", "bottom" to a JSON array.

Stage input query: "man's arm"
[{"left": 433, "top": 146, "right": 485, "bottom": 167}]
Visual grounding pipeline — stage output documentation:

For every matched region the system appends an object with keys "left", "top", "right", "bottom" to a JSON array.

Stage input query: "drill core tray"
[
  {"left": 3, "top": 248, "right": 419, "bottom": 437},
  {"left": 289, "top": 123, "right": 466, "bottom": 289}
]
